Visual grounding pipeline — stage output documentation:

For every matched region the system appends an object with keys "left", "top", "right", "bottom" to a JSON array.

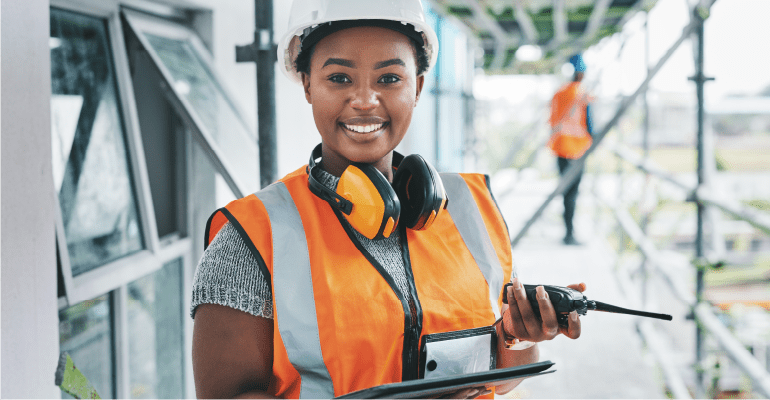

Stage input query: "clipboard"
[{"left": 335, "top": 360, "right": 555, "bottom": 399}]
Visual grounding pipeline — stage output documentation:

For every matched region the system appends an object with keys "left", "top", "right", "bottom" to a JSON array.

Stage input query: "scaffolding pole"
[
  {"left": 236, "top": 0, "right": 278, "bottom": 188},
  {"left": 510, "top": 12, "right": 706, "bottom": 248},
  {"left": 689, "top": 4, "right": 714, "bottom": 395}
]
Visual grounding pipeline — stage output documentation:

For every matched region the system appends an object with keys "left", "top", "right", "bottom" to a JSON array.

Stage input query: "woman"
[{"left": 191, "top": 1, "right": 584, "bottom": 398}]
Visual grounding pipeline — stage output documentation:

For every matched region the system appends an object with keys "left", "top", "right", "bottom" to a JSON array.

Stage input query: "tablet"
[{"left": 336, "top": 360, "right": 555, "bottom": 399}]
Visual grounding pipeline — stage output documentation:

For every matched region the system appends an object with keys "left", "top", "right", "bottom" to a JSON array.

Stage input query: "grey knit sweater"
[{"left": 190, "top": 168, "right": 412, "bottom": 319}]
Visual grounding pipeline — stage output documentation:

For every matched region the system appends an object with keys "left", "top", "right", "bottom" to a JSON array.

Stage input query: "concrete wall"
[{"left": 1, "top": 0, "right": 62, "bottom": 397}]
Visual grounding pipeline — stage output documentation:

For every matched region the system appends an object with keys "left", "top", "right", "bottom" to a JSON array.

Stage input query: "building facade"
[{"left": 1, "top": 0, "right": 478, "bottom": 397}]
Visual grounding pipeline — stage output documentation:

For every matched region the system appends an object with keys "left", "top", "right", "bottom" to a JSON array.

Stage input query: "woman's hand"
[
  {"left": 425, "top": 386, "right": 491, "bottom": 399},
  {"left": 501, "top": 278, "right": 586, "bottom": 342}
]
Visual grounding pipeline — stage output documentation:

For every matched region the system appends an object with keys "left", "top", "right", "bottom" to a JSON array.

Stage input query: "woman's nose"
[{"left": 350, "top": 85, "right": 379, "bottom": 110}]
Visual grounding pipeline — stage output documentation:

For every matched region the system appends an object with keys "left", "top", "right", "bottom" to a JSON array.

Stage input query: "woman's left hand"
[
  {"left": 501, "top": 278, "right": 586, "bottom": 342},
  {"left": 422, "top": 386, "right": 491, "bottom": 399}
]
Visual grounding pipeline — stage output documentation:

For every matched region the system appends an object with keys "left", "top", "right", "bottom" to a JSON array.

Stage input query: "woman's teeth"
[{"left": 344, "top": 123, "right": 385, "bottom": 133}]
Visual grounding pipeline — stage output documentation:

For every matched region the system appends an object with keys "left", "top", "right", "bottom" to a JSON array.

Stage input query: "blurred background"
[{"left": 2, "top": 0, "right": 770, "bottom": 398}]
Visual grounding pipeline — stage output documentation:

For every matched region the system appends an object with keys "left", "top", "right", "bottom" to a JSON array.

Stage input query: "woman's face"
[{"left": 301, "top": 26, "right": 425, "bottom": 179}]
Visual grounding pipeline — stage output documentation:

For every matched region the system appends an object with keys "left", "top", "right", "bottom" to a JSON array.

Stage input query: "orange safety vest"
[
  {"left": 548, "top": 82, "right": 592, "bottom": 159},
  {"left": 205, "top": 166, "right": 513, "bottom": 398}
]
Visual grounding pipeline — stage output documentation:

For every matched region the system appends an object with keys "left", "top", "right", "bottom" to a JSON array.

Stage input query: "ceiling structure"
[{"left": 429, "top": 0, "right": 658, "bottom": 74}]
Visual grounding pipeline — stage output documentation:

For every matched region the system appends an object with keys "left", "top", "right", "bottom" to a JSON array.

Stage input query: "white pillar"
[{"left": 1, "top": 0, "right": 61, "bottom": 397}]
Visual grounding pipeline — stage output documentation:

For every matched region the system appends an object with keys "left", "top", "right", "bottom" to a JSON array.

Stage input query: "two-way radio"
[{"left": 502, "top": 283, "right": 673, "bottom": 327}]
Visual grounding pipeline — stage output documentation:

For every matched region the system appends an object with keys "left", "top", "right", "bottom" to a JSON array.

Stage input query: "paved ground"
[{"left": 491, "top": 173, "right": 670, "bottom": 399}]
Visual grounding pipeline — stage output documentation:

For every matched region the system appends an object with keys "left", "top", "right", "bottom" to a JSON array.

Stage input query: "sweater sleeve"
[{"left": 190, "top": 222, "right": 273, "bottom": 319}]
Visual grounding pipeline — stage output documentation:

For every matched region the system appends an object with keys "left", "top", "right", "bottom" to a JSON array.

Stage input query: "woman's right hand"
[{"left": 501, "top": 278, "right": 585, "bottom": 343}]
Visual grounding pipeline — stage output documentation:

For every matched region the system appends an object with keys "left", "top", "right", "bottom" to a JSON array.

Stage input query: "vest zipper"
[
  {"left": 400, "top": 225, "right": 423, "bottom": 381},
  {"left": 333, "top": 210, "right": 424, "bottom": 382}
]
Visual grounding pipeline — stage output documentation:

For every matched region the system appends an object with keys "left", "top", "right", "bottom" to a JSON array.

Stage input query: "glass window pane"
[
  {"left": 59, "top": 294, "right": 115, "bottom": 399},
  {"left": 50, "top": 8, "right": 144, "bottom": 276},
  {"left": 140, "top": 30, "right": 258, "bottom": 194},
  {"left": 127, "top": 44, "right": 187, "bottom": 239},
  {"left": 128, "top": 258, "right": 184, "bottom": 399}
]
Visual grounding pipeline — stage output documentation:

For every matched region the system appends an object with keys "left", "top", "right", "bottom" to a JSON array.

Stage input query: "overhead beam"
[
  {"left": 552, "top": 0, "right": 568, "bottom": 45},
  {"left": 581, "top": 0, "right": 612, "bottom": 44},
  {"left": 458, "top": 0, "right": 511, "bottom": 69},
  {"left": 513, "top": 0, "right": 538, "bottom": 44}
]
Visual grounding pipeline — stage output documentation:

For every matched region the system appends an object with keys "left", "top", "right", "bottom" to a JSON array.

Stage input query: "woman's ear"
[
  {"left": 414, "top": 74, "right": 425, "bottom": 107},
  {"left": 301, "top": 72, "right": 312, "bottom": 104}
]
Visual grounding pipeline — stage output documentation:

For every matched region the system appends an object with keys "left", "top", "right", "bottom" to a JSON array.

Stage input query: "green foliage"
[
  {"left": 745, "top": 199, "right": 770, "bottom": 211},
  {"left": 503, "top": 47, "right": 517, "bottom": 69},
  {"left": 487, "top": 6, "right": 515, "bottom": 21},
  {"left": 567, "top": 6, "right": 593, "bottom": 22},
  {"left": 447, "top": 6, "right": 473, "bottom": 18},
  {"left": 704, "top": 260, "right": 770, "bottom": 287},
  {"left": 56, "top": 353, "right": 101, "bottom": 399},
  {"left": 715, "top": 152, "right": 728, "bottom": 171},
  {"left": 483, "top": 52, "right": 494, "bottom": 69},
  {"left": 604, "top": 7, "right": 630, "bottom": 19}
]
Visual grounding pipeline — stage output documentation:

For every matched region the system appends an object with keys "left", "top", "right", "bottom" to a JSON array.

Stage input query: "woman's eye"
[
  {"left": 329, "top": 75, "right": 351, "bottom": 84},
  {"left": 379, "top": 74, "right": 401, "bottom": 84}
]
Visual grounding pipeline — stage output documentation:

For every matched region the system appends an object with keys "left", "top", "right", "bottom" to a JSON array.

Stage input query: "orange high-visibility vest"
[
  {"left": 548, "top": 82, "right": 592, "bottom": 159},
  {"left": 205, "top": 166, "right": 513, "bottom": 398}
]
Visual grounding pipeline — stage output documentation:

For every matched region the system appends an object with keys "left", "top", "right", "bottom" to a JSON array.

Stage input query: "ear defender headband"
[{"left": 307, "top": 144, "right": 448, "bottom": 240}]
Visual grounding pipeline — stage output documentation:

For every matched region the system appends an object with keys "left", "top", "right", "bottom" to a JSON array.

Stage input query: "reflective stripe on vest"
[
  {"left": 254, "top": 174, "right": 503, "bottom": 397},
  {"left": 254, "top": 182, "right": 335, "bottom": 399},
  {"left": 442, "top": 174, "right": 504, "bottom": 319}
]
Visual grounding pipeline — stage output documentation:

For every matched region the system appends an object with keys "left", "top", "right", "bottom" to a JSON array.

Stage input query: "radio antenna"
[{"left": 589, "top": 301, "right": 672, "bottom": 321}]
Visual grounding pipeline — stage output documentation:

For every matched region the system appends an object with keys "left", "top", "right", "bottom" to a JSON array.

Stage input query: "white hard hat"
[{"left": 278, "top": 0, "right": 439, "bottom": 85}]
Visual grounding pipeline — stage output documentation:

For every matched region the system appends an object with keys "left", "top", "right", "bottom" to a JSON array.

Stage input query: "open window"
[
  {"left": 122, "top": 9, "right": 259, "bottom": 198},
  {"left": 51, "top": 7, "right": 147, "bottom": 280}
]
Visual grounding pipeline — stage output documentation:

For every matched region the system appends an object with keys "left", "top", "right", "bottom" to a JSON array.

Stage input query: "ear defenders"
[{"left": 307, "top": 144, "right": 448, "bottom": 240}]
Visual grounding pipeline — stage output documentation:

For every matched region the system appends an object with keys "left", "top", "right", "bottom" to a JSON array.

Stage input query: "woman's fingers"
[
  {"left": 535, "top": 286, "right": 560, "bottom": 339},
  {"left": 567, "top": 282, "right": 587, "bottom": 292},
  {"left": 559, "top": 311, "right": 582, "bottom": 339},
  {"left": 561, "top": 283, "right": 585, "bottom": 339},
  {"left": 504, "top": 286, "right": 530, "bottom": 339},
  {"left": 512, "top": 278, "right": 541, "bottom": 339},
  {"left": 438, "top": 386, "right": 488, "bottom": 399}
]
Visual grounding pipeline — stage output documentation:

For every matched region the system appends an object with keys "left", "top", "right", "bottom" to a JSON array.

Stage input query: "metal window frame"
[
  {"left": 51, "top": 0, "right": 164, "bottom": 295},
  {"left": 51, "top": 1, "right": 197, "bottom": 398},
  {"left": 122, "top": 8, "right": 257, "bottom": 199},
  {"left": 114, "top": 239, "right": 192, "bottom": 399},
  {"left": 55, "top": 190, "right": 75, "bottom": 308},
  {"left": 180, "top": 244, "right": 196, "bottom": 399}
]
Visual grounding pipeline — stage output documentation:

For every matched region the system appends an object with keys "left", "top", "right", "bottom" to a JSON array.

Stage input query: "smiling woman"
[
  {"left": 190, "top": 0, "right": 584, "bottom": 398},
  {"left": 302, "top": 26, "right": 424, "bottom": 177}
]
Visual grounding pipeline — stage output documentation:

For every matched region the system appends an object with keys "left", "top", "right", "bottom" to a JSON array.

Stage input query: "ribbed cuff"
[{"left": 190, "top": 283, "right": 273, "bottom": 320}]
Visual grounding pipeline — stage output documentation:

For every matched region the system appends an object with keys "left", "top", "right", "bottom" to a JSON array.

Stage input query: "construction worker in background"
[
  {"left": 548, "top": 53, "right": 594, "bottom": 246},
  {"left": 191, "top": 0, "right": 586, "bottom": 398}
]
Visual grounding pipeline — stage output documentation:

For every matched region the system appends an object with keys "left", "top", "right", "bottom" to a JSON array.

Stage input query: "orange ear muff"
[
  {"left": 392, "top": 154, "right": 447, "bottom": 231},
  {"left": 336, "top": 163, "right": 401, "bottom": 240}
]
